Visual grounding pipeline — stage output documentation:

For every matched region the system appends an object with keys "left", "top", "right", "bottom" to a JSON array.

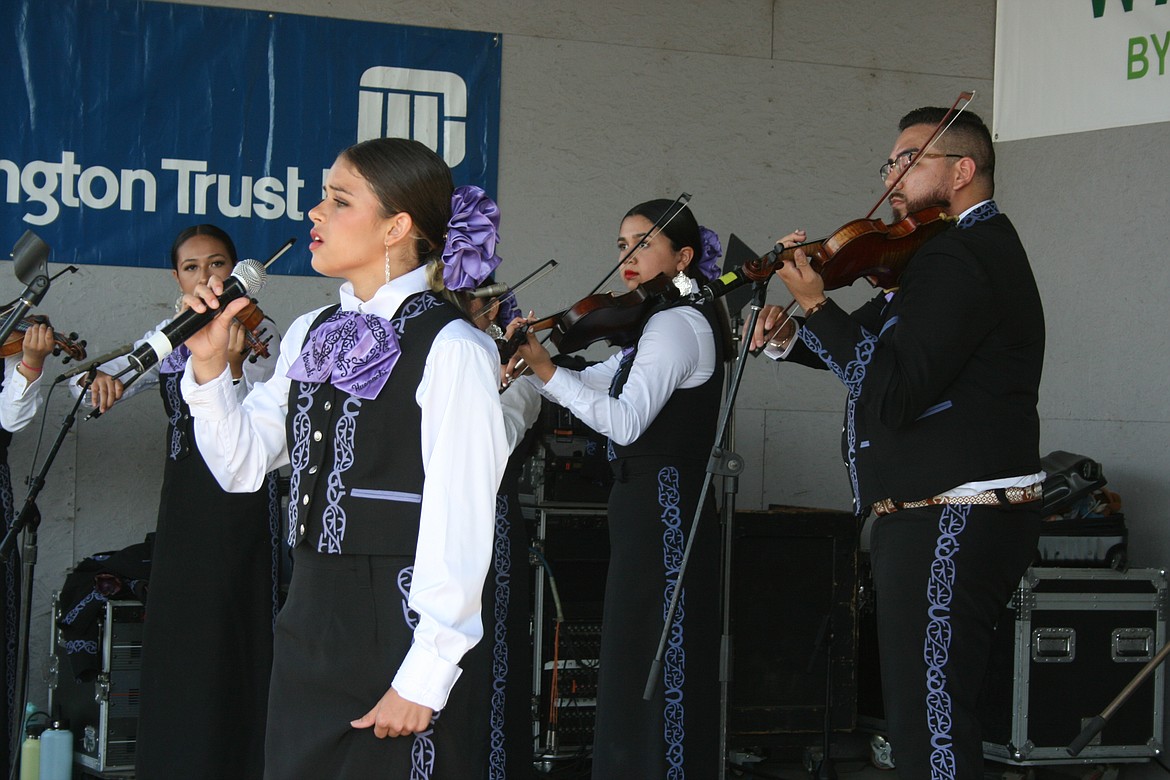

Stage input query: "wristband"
[{"left": 19, "top": 360, "right": 43, "bottom": 374}]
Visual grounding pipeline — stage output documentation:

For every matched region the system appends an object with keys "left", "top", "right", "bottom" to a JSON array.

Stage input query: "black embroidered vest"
[
  {"left": 285, "top": 293, "right": 460, "bottom": 555},
  {"left": 158, "top": 370, "right": 192, "bottom": 462},
  {"left": 608, "top": 297, "right": 724, "bottom": 462}
]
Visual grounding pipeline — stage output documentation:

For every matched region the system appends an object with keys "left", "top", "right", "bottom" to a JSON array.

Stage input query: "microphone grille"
[{"left": 232, "top": 259, "right": 268, "bottom": 295}]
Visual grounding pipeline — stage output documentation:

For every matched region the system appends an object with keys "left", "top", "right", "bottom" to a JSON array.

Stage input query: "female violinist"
[
  {"left": 0, "top": 318, "right": 53, "bottom": 754},
  {"left": 505, "top": 199, "right": 725, "bottom": 779},
  {"left": 70, "top": 223, "right": 282, "bottom": 779},
  {"left": 461, "top": 282, "right": 543, "bottom": 779}
]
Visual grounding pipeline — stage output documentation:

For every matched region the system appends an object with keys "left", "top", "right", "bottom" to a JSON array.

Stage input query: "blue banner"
[{"left": 1, "top": 0, "right": 501, "bottom": 275}]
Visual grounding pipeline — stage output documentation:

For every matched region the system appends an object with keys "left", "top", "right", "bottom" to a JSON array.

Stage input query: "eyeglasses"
[{"left": 879, "top": 149, "right": 964, "bottom": 181}]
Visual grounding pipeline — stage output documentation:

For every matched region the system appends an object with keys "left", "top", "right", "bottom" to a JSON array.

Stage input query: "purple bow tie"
[
  {"left": 285, "top": 310, "right": 400, "bottom": 400},
  {"left": 159, "top": 344, "right": 191, "bottom": 375}
]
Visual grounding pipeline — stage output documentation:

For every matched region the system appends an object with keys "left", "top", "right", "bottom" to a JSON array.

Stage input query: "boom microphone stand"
[
  {"left": 1, "top": 368, "right": 97, "bottom": 777},
  {"left": 712, "top": 235, "right": 760, "bottom": 780}
]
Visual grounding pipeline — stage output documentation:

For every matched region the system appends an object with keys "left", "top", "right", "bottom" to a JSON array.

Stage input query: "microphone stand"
[
  {"left": 1, "top": 367, "right": 97, "bottom": 776},
  {"left": 84, "top": 365, "right": 141, "bottom": 421},
  {"left": 642, "top": 279, "right": 771, "bottom": 780},
  {"left": 1067, "top": 636, "right": 1170, "bottom": 756}
]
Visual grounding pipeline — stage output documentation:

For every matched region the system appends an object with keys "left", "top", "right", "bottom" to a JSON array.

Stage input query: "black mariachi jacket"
[{"left": 789, "top": 208, "right": 1045, "bottom": 510}]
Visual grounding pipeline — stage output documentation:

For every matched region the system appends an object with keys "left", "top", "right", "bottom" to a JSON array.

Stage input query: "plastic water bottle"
[
  {"left": 18, "top": 733, "right": 38, "bottom": 780},
  {"left": 20, "top": 703, "right": 44, "bottom": 780},
  {"left": 37, "top": 721, "right": 71, "bottom": 780}
]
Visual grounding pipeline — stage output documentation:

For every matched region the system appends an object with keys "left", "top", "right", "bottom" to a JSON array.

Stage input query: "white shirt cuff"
[
  {"left": 180, "top": 364, "right": 238, "bottom": 421},
  {"left": 391, "top": 643, "right": 464, "bottom": 712}
]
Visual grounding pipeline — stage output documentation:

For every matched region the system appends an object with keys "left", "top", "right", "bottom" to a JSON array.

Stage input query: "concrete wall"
[{"left": 12, "top": 0, "right": 1170, "bottom": 771}]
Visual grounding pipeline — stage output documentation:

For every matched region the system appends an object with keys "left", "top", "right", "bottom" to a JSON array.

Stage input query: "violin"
[
  {"left": 232, "top": 300, "right": 273, "bottom": 363},
  {"left": 728, "top": 91, "right": 977, "bottom": 297},
  {"left": 0, "top": 314, "right": 87, "bottom": 362},
  {"left": 499, "top": 273, "right": 685, "bottom": 361},
  {"left": 738, "top": 206, "right": 956, "bottom": 293}
]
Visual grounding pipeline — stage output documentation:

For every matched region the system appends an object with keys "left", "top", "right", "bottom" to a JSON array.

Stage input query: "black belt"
[{"left": 872, "top": 482, "right": 1043, "bottom": 517}]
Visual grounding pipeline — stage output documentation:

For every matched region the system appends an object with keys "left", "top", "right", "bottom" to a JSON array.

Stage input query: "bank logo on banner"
[
  {"left": 358, "top": 67, "right": 468, "bottom": 167},
  {"left": 0, "top": 1, "right": 501, "bottom": 274}
]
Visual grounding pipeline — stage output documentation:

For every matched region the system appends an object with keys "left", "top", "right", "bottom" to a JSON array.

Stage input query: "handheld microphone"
[
  {"left": 126, "top": 259, "right": 267, "bottom": 374},
  {"left": 54, "top": 343, "right": 135, "bottom": 384},
  {"left": 470, "top": 282, "right": 509, "bottom": 299}
]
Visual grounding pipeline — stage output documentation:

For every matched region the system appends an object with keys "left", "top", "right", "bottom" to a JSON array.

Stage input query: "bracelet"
[
  {"left": 803, "top": 299, "right": 829, "bottom": 318},
  {"left": 19, "top": 360, "right": 42, "bottom": 374}
]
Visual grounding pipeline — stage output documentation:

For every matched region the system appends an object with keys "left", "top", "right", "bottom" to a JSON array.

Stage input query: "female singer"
[
  {"left": 72, "top": 224, "right": 281, "bottom": 779},
  {"left": 177, "top": 137, "right": 508, "bottom": 778},
  {"left": 506, "top": 199, "right": 725, "bottom": 779}
]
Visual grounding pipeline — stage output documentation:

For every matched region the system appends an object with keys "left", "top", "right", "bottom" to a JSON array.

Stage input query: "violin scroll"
[
  {"left": 232, "top": 300, "right": 273, "bottom": 363},
  {"left": 0, "top": 314, "right": 87, "bottom": 362}
]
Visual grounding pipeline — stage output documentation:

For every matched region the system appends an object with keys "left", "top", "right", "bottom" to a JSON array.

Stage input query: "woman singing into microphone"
[{"left": 176, "top": 138, "right": 508, "bottom": 777}]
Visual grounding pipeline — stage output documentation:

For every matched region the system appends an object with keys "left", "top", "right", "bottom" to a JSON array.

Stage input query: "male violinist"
[{"left": 753, "top": 107, "right": 1045, "bottom": 779}]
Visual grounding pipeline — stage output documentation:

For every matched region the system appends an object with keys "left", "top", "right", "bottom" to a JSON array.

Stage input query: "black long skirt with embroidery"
[
  {"left": 263, "top": 548, "right": 491, "bottom": 779},
  {"left": 590, "top": 455, "right": 721, "bottom": 780},
  {"left": 134, "top": 377, "right": 281, "bottom": 780},
  {"left": 475, "top": 456, "right": 534, "bottom": 780}
]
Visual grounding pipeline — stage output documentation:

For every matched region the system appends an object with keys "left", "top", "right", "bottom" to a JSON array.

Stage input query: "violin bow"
[
  {"left": 865, "top": 90, "right": 976, "bottom": 219},
  {"left": 508, "top": 192, "right": 693, "bottom": 353},
  {"left": 499, "top": 193, "right": 696, "bottom": 388},
  {"left": 755, "top": 90, "right": 976, "bottom": 350},
  {"left": 585, "top": 192, "right": 693, "bottom": 297},
  {"left": 471, "top": 258, "right": 560, "bottom": 326}
]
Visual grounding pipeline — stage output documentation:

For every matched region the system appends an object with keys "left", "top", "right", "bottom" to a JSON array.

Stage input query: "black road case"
[
  {"left": 981, "top": 567, "right": 1165, "bottom": 766},
  {"left": 47, "top": 593, "right": 144, "bottom": 774}
]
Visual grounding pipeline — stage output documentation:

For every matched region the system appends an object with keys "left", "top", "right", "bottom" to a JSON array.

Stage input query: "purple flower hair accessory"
[
  {"left": 697, "top": 226, "right": 723, "bottom": 281},
  {"left": 442, "top": 185, "right": 502, "bottom": 291}
]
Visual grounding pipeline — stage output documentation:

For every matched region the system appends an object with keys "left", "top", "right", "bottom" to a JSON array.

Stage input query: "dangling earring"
[
  {"left": 671, "top": 269, "right": 690, "bottom": 294},
  {"left": 174, "top": 293, "right": 185, "bottom": 315},
  {"left": 385, "top": 245, "right": 391, "bottom": 285}
]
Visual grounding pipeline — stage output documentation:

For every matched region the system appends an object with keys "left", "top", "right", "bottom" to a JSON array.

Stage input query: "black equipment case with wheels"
[
  {"left": 47, "top": 593, "right": 144, "bottom": 773},
  {"left": 980, "top": 567, "right": 1166, "bottom": 766}
]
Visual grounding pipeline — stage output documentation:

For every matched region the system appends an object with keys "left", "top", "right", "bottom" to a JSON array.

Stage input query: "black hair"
[
  {"left": 898, "top": 107, "right": 995, "bottom": 185},
  {"left": 340, "top": 137, "right": 454, "bottom": 267},
  {"left": 622, "top": 199, "right": 704, "bottom": 280},
  {"left": 169, "top": 224, "right": 238, "bottom": 271}
]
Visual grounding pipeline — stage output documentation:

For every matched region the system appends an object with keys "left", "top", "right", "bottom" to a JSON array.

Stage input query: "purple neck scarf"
[
  {"left": 159, "top": 344, "right": 190, "bottom": 375},
  {"left": 285, "top": 309, "right": 399, "bottom": 400}
]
